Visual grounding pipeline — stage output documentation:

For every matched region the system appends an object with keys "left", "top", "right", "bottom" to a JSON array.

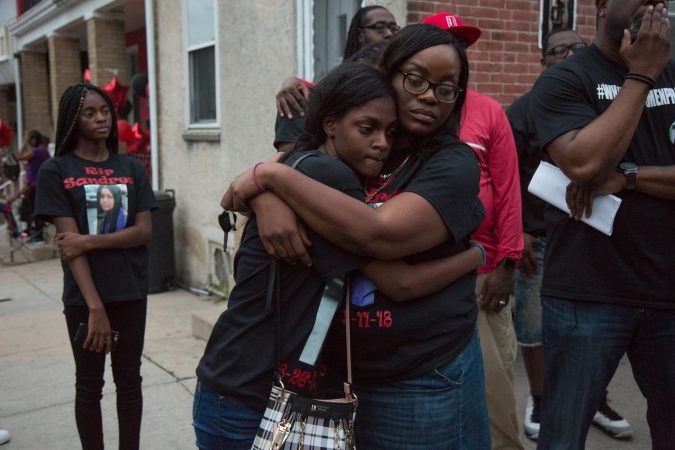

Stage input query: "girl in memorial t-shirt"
[
  {"left": 34, "top": 84, "right": 156, "bottom": 450},
  {"left": 195, "top": 62, "right": 484, "bottom": 449}
]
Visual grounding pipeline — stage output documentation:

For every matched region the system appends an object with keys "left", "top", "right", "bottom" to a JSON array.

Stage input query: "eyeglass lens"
[
  {"left": 402, "top": 73, "right": 460, "bottom": 103},
  {"left": 364, "top": 22, "right": 400, "bottom": 33},
  {"left": 550, "top": 42, "right": 586, "bottom": 57}
]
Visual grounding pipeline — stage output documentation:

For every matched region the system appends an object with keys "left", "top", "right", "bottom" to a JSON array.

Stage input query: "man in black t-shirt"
[
  {"left": 529, "top": 1, "right": 675, "bottom": 448},
  {"left": 507, "top": 28, "right": 631, "bottom": 442}
]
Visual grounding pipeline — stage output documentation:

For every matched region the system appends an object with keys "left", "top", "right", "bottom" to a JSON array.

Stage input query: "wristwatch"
[
  {"left": 618, "top": 162, "right": 638, "bottom": 190},
  {"left": 498, "top": 258, "right": 519, "bottom": 270}
]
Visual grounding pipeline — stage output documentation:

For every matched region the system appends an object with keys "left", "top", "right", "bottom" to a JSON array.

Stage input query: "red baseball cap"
[{"left": 422, "top": 12, "right": 482, "bottom": 47}]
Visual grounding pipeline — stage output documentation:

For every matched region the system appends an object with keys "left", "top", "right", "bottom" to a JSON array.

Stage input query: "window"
[
  {"left": 298, "top": 0, "right": 360, "bottom": 82},
  {"left": 186, "top": 0, "right": 217, "bottom": 125}
]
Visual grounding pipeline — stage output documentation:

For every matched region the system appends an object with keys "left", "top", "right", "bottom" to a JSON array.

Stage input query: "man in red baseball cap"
[{"left": 424, "top": 12, "right": 526, "bottom": 450}]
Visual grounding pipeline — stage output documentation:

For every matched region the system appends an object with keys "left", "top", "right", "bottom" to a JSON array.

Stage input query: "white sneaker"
[
  {"left": 592, "top": 394, "right": 633, "bottom": 439},
  {"left": 0, "top": 429, "right": 10, "bottom": 445},
  {"left": 523, "top": 396, "right": 541, "bottom": 440}
]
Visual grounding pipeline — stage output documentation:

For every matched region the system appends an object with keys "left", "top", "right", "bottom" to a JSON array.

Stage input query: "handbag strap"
[
  {"left": 267, "top": 259, "right": 354, "bottom": 396},
  {"left": 344, "top": 276, "right": 353, "bottom": 389},
  {"left": 265, "top": 150, "right": 354, "bottom": 397}
]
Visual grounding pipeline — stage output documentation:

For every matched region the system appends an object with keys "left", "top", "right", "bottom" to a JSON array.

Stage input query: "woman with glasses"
[{"left": 223, "top": 24, "right": 490, "bottom": 449}]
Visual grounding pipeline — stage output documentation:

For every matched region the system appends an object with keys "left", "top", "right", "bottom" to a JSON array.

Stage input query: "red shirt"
[{"left": 460, "top": 89, "right": 523, "bottom": 273}]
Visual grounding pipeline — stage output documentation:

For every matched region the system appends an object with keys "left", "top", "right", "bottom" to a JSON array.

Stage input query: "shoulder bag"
[{"left": 251, "top": 260, "right": 357, "bottom": 450}]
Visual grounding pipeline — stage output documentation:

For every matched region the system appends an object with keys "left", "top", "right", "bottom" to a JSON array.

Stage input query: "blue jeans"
[
  {"left": 192, "top": 381, "right": 264, "bottom": 450},
  {"left": 353, "top": 329, "right": 490, "bottom": 449},
  {"left": 64, "top": 299, "right": 147, "bottom": 450},
  {"left": 513, "top": 237, "right": 545, "bottom": 346},
  {"left": 538, "top": 297, "right": 675, "bottom": 450}
]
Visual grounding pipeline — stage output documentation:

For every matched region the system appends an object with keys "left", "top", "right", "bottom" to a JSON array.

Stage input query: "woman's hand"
[
  {"left": 57, "top": 232, "right": 90, "bottom": 261},
  {"left": 251, "top": 193, "right": 312, "bottom": 266},
  {"left": 85, "top": 308, "right": 113, "bottom": 353}
]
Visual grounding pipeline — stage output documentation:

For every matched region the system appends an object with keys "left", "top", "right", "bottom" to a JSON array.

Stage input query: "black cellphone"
[{"left": 74, "top": 322, "right": 119, "bottom": 351}]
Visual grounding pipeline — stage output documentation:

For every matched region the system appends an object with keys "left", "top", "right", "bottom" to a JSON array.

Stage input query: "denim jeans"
[
  {"left": 64, "top": 299, "right": 147, "bottom": 450},
  {"left": 353, "top": 329, "right": 490, "bottom": 450},
  {"left": 513, "top": 237, "right": 545, "bottom": 346},
  {"left": 192, "top": 381, "right": 264, "bottom": 450},
  {"left": 538, "top": 297, "right": 675, "bottom": 450}
]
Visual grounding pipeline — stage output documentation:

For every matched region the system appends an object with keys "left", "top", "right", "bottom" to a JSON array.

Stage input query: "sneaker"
[
  {"left": 0, "top": 428, "right": 10, "bottom": 445},
  {"left": 524, "top": 395, "right": 541, "bottom": 440},
  {"left": 593, "top": 393, "right": 633, "bottom": 439}
]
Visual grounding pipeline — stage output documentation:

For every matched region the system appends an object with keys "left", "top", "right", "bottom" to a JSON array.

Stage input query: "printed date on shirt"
[
  {"left": 278, "top": 362, "right": 328, "bottom": 392},
  {"left": 341, "top": 309, "right": 394, "bottom": 329}
]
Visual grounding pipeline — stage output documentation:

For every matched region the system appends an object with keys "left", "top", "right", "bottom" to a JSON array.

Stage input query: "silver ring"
[{"left": 498, "top": 300, "right": 506, "bottom": 305}]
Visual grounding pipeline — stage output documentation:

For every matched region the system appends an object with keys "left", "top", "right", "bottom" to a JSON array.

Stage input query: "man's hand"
[
  {"left": 620, "top": 3, "right": 670, "bottom": 81},
  {"left": 519, "top": 233, "right": 538, "bottom": 277},
  {"left": 478, "top": 266, "right": 515, "bottom": 313},
  {"left": 566, "top": 171, "right": 625, "bottom": 220},
  {"left": 276, "top": 77, "right": 310, "bottom": 119},
  {"left": 57, "top": 232, "right": 91, "bottom": 261}
]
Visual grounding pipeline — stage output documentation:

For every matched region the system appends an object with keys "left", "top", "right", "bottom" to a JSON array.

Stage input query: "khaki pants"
[{"left": 476, "top": 274, "right": 524, "bottom": 450}]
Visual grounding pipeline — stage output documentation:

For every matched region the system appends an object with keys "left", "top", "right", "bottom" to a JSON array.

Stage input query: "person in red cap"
[{"left": 424, "top": 11, "right": 526, "bottom": 450}]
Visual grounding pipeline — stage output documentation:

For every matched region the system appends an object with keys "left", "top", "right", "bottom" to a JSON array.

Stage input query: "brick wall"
[
  {"left": 87, "top": 16, "right": 130, "bottom": 87},
  {"left": 0, "top": 88, "right": 10, "bottom": 124},
  {"left": 407, "top": 0, "right": 597, "bottom": 107},
  {"left": 48, "top": 36, "right": 81, "bottom": 129},
  {"left": 20, "top": 50, "right": 52, "bottom": 138}
]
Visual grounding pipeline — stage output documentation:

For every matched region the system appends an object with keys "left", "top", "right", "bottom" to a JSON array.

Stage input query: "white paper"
[{"left": 528, "top": 161, "right": 622, "bottom": 236}]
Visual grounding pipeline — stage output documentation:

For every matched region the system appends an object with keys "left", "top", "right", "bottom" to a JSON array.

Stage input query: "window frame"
[{"left": 183, "top": 0, "right": 220, "bottom": 129}]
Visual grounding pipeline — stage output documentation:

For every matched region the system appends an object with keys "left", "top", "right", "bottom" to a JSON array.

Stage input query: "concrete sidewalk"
[
  {"left": 0, "top": 256, "right": 652, "bottom": 449},
  {"left": 0, "top": 257, "right": 225, "bottom": 449}
]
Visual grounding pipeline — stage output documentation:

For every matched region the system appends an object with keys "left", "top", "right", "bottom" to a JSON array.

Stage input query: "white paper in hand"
[{"left": 527, "top": 161, "right": 622, "bottom": 236}]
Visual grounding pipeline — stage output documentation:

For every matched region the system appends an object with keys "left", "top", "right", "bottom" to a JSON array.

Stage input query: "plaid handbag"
[{"left": 251, "top": 261, "right": 357, "bottom": 450}]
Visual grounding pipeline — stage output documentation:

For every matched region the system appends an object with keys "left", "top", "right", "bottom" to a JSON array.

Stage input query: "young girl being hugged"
[
  {"left": 35, "top": 84, "right": 156, "bottom": 450},
  {"left": 195, "top": 63, "right": 485, "bottom": 449}
]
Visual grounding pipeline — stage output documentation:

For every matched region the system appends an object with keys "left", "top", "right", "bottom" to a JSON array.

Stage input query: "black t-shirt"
[
  {"left": 505, "top": 91, "right": 548, "bottom": 236},
  {"left": 530, "top": 44, "right": 675, "bottom": 309},
  {"left": 34, "top": 152, "right": 157, "bottom": 305},
  {"left": 196, "top": 150, "right": 369, "bottom": 411},
  {"left": 273, "top": 113, "right": 305, "bottom": 150},
  {"left": 325, "top": 135, "right": 485, "bottom": 386}
]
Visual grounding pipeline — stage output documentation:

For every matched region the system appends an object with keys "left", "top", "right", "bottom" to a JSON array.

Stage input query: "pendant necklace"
[{"left": 365, "top": 154, "right": 411, "bottom": 204}]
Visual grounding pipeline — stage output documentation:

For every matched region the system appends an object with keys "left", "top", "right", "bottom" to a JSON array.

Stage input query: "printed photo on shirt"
[
  {"left": 539, "top": 0, "right": 576, "bottom": 48},
  {"left": 85, "top": 184, "right": 129, "bottom": 235}
]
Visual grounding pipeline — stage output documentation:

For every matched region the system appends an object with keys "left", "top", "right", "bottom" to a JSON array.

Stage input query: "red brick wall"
[{"left": 408, "top": 0, "right": 598, "bottom": 107}]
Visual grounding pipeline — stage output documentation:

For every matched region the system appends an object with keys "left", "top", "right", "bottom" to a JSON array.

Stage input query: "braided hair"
[
  {"left": 55, "top": 83, "right": 119, "bottom": 155},
  {"left": 343, "top": 6, "right": 389, "bottom": 60}
]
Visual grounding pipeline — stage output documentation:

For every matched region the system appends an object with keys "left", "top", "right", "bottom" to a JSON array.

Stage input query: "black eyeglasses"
[
  {"left": 399, "top": 72, "right": 462, "bottom": 104},
  {"left": 360, "top": 22, "right": 400, "bottom": 34},
  {"left": 546, "top": 42, "right": 587, "bottom": 58}
]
